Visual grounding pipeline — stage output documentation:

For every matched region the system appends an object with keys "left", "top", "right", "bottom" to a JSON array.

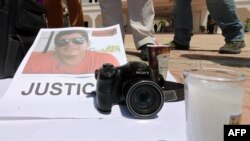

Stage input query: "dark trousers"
[{"left": 44, "top": 0, "right": 84, "bottom": 27}]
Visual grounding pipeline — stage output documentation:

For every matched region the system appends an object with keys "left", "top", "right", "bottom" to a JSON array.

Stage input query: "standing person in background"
[
  {"left": 169, "top": 0, "right": 245, "bottom": 54},
  {"left": 99, "top": 0, "right": 156, "bottom": 61},
  {"left": 43, "top": 0, "right": 84, "bottom": 27}
]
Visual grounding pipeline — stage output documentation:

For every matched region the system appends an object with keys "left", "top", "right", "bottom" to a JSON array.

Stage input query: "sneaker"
[
  {"left": 219, "top": 41, "right": 245, "bottom": 54},
  {"left": 139, "top": 43, "right": 153, "bottom": 61},
  {"left": 168, "top": 41, "right": 190, "bottom": 50}
]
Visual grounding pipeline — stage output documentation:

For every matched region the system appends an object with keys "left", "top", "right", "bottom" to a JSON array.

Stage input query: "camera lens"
[{"left": 125, "top": 80, "right": 164, "bottom": 118}]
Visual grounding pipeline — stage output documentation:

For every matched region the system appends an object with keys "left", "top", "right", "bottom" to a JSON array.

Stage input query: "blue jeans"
[{"left": 173, "top": 0, "right": 244, "bottom": 46}]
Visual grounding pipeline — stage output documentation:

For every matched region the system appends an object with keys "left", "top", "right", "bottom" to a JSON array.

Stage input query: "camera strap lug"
[{"left": 162, "top": 81, "right": 184, "bottom": 102}]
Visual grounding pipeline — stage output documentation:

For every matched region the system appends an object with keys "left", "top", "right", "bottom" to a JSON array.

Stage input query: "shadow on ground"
[{"left": 180, "top": 54, "right": 250, "bottom": 68}]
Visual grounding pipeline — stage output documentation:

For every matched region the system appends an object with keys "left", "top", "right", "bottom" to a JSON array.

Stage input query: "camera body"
[{"left": 95, "top": 61, "right": 164, "bottom": 118}]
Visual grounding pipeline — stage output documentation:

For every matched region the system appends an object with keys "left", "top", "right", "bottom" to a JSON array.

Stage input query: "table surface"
[{"left": 0, "top": 77, "right": 187, "bottom": 141}]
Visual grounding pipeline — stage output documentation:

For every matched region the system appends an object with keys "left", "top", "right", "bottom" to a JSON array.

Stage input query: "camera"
[{"left": 95, "top": 61, "right": 164, "bottom": 118}]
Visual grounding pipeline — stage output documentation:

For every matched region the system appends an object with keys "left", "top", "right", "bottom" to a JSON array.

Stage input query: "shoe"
[
  {"left": 139, "top": 43, "right": 153, "bottom": 61},
  {"left": 219, "top": 41, "right": 245, "bottom": 54},
  {"left": 168, "top": 41, "right": 190, "bottom": 50}
]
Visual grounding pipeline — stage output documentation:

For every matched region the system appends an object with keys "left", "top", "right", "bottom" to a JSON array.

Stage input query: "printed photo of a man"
[{"left": 23, "top": 30, "right": 120, "bottom": 74}]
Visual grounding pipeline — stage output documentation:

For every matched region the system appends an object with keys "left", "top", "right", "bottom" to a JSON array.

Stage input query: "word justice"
[{"left": 21, "top": 82, "right": 95, "bottom": 95}]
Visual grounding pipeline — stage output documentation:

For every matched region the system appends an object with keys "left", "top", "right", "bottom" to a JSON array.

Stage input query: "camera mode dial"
[{"left": 100, "top": 63, "right": 116, "bottom": 78}]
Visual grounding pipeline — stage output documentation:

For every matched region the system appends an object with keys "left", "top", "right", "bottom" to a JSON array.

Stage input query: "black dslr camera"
[{"left": 95, "top": 61, "right": 184, "bottom": 118}]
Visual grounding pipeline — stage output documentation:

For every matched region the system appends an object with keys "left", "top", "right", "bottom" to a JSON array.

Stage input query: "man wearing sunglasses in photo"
[{"left": 23, "top": 30, "right": 120, "bottom": 74}]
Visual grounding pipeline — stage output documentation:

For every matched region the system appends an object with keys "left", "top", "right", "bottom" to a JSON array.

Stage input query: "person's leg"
[
  {"left": 43, "top": 0, "right": 64, "bottom": 27},
  {"left": 206, "top": 0, "right": 244, "bottom": 42},
  {"left": 127, "top": 0, "right": 156, "bottom": 49},
  {"left": 65, "top": 0, "right": 84, "bottom": 27},
  {"left": 99, "top": 0, "right": 125, "bottom": 40},
  {"left": 206, "top": 0, "right": 245, "bottom": 54},
  {"left": 172, "top": 0, "right": 192, "bottom": 49},
  {"left": 127, "top": 0, "right": 156, "bottom": 60}
]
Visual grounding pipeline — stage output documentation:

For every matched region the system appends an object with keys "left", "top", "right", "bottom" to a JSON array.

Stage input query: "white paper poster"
[{"left": 0, "top": 25, "right": 128, "bottom": 118}]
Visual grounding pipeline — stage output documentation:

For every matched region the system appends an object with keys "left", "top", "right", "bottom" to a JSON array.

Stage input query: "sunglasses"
[{"left": 55, "top": 37, "right": 86, "bottom": 47}]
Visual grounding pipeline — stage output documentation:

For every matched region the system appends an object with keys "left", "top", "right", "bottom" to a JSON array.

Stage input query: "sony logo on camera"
[
  {"left": 135, "top": 70, "right": 150, "bottom": 75},
  {"left": 224, "top": 125, "right": 250, "bottom": 141}
]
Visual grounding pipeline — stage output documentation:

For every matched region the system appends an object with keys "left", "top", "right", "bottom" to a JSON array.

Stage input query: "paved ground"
[{"left": 124, "top": 33, "right": 250, "bottom": 124}]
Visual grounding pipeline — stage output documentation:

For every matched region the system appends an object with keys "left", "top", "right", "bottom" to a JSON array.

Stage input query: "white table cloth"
[{"left": 0, "top": 74, "right": 186, "bottom": 141}]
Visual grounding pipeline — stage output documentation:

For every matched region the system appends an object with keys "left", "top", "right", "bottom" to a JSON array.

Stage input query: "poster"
[{"left": 0, "top": 25, "right": 128, "bottom": 119}]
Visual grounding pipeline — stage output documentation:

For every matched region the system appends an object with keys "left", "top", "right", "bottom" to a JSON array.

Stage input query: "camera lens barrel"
[{"left": 124, "top": 80, "right": 164, "bottom": 118}]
